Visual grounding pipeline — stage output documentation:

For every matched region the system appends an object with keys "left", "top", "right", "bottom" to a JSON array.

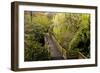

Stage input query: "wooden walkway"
[{"left": 45, "top": 33, "right": 64, "bottom": 60}]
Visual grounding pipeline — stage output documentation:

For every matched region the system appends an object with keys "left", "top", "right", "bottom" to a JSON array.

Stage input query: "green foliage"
[
  {"left": 68, "top": 15, "right": 90, "bottom": 58},
  {"left": 24, "top": 12, "right": 32, "bottom": 24},
  {"left": 24, "top": 12, "right": 51, "bottom": 61},
  {"left": 67, "top": 48, "right": 79, "bottom": 59},
  {"left": 25, "top": 42, "right": 51, "bottom": 61},
  {"left": 52, "top": 13, "right": 90, "bottom": 58},
  {"left": 32, "top": 15, "right": 49, "bottom": 26},
  {"left": 32, "top": 14, "right": 50, "bottom": 32},
  {"left": 52, "top": 13, "right": 68, "bottom": 43},
  {"left": 24, "top": 24, "right": 51, "bottom": 61}
]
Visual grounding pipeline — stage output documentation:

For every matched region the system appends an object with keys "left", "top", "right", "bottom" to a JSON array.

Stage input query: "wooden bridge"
[{"left": 44, "top": 33, "right": 87, "bottom": 60}]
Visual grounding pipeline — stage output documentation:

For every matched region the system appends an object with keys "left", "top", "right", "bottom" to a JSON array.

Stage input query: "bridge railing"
[{"left": 78, "top": 52, "right": 87, "bottom": 59}]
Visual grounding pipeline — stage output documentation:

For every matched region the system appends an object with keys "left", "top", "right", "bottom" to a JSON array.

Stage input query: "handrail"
[{"left": 78, "top": 52, "right": 87, "bottom": 59}]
